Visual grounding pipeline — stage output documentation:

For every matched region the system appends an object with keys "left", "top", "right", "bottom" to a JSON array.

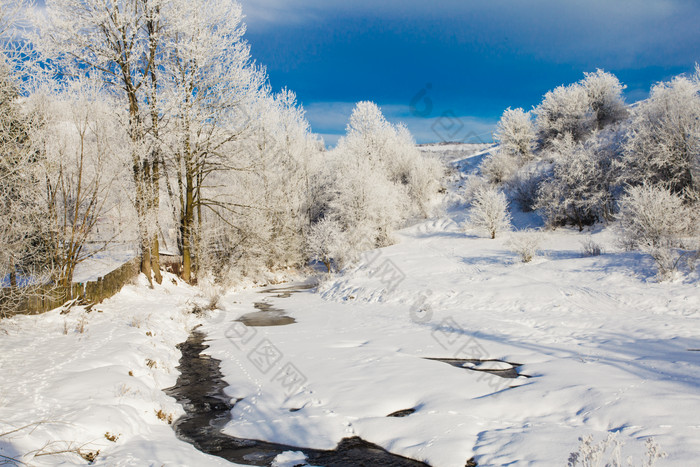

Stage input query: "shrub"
[
  {"left": 618, "top": 183, "right": 697, "bottom": 279},
  {"left": 618, "top": 184, "right": 694, "bottom": 250},
  {"left": 535, "top": 135, "right": 616, "bottom": 230},
  {"left": 494, "top": 107, "right": 536, "bottom": 161},
  {"left": 467, "top": 187, "right": 511, "bottom": 239},
  {"left": 580, "top": 237, "right": 603, "bottom": 257},
  {"left": 509, "top": 168, "right": 546, "bottom": 212},
  {"left": 620, "top": 74, "right": 700, "bottom": 194},
  {"left": 568, "top": 433, "right": 666, "bottom": 467},
  {"left": 306, "top": 218, "right": 347, "bottom": 273},
  {"left": 507, "top": 231, "right": 542, "bottom": 263},
  {"left": 534, "top": 83, "right": 595, "bottom": 148},
  {"left": 480, "top": 149, "right": 520, "bottom": 185},
  {"left": 462, "top": 175, "right": 491, "bottom": 205}
]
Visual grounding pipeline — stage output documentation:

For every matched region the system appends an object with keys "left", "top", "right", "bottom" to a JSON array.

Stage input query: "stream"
[{"left": 165, "top": 285, "right": 431, "bottom": 466}]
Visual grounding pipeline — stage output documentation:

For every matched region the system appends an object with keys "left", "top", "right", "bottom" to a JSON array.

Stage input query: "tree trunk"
[
  {"left": 150, "top": 159, "right": 162, "bottom": 284},
  {"left": 151, "top": 234, "right": 162, "bottom": 284},
  {"left": 147, "top": 23, "right": 162, "bottom": 286},
  {"left": 181, "top": 167, "right": 195, "bottom": 283},
  {"left": 141, "top": 238, "right": 152, "bottom": 281},
  {"left": 135, "top": 158, "right": 153, "bottom": 286}
]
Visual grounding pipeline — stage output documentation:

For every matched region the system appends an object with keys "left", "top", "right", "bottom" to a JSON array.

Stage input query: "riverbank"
[{"left": 0, "top": 274, "right": 232, "bottom": 466}]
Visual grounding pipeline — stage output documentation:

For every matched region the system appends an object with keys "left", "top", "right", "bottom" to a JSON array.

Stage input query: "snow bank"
[{"left": 0, "top": 273, "right": 234, "bottom": 466}]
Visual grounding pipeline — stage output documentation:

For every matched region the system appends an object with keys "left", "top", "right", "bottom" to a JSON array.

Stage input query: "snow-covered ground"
[
  {"left": 0, "top": 275, "right": 233, "bottom": 466},
  {"left": 2, "top": 159, "right": 699, "bottom": 466},
  {"left": 200, "top": 212, "right": 699, "bottom": 466},
  {"left": 419, "top": 143, "right": 496, "bottom": 166}
]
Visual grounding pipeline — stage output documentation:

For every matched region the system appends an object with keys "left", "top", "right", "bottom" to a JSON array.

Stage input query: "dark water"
[
  {"left": 425, "top": 358, "right": 526, "bottom": 379},
  {"left": 235, "top": 284, "right": 317, "bottom": 327},
  {"left": 166, "top": 331, "right": 430, "bottom": 466},
  {"left": 387, "top": 408, "right": 417, "bottom": 418},
  {"left": 236, "top": 308, "right": 296, "bottom": 327}
]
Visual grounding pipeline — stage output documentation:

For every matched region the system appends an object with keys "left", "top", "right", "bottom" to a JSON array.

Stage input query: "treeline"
[
  {"left": 469, "top": 68, "right": 700, "bottom": 279},
  {"left": 0, "top": 0, "right": 444, "bottom": 313}
]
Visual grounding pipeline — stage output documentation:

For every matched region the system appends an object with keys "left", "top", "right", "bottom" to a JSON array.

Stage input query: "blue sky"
[{"left": 240, "top": 0, "right": 700, "bottom": 145}]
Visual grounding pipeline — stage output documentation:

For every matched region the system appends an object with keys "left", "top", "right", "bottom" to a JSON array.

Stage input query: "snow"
[
  {"left": 0, "top": 273, "right": 236, "bottom": 466},
  {"left": 72, "top": 246, "right": 137, "bottom": 283},
  {"left": 271, "top": 451, "right": 311, "bottom": 467},
  {"left": 419, "top": 142, "right": 496, "bottom": 167},
  {"left": 2, "top": 164, "right": 700, "bottom": 466},
  {"left": 199, "top": 207, "right": 699, "bottom": 465}
]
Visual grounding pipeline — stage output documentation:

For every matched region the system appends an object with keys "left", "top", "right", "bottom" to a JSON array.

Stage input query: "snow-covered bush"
[
  {"left": 620, "top": 73, "right": 700, "bottom": 194},
  {"left": 306, "top": 218, "right": 347, "bottom": 273},
  {"left": 618, "top": 184, "right": 695, "bottom": 250},
  {"left": 581, "top": 69, "right": 628, "bottom": 130},
  {"left": 509, "top": 166, "right": 547, "bottom": 212},
  {"left": 494, "top": 107, "right": 536, "bottom": 162},
  {"left": 535, "top": 135, "right": 616, "bottom": 230},
  {"left": 580, "top": 237, "right": 603, "bottom": 257},
  {"left": 534, "top": 82, "right": 595, "bottom": 148},
  {"left": 462, "top": 175, "right": 491, "bottom": 205},
  {"left": 480, "top": 149, "right": 520, "bottom": 185},
  {"left": 322, "top": 101, "right": 443, "bottom": 261},
  {"left": 467, "top": 186, "right": 512, "bottom": 239},
  {"left": 618, "top": 184, "right": 697, "bottom": 279},
  {"left": 568, "top": 434, "right": 666, "bottom": 467},
  {"left": 327, "top": 152, "right": 408, "bottom": 251},
  {"left": 507, "top": 231, "right": 542, "bottom": 263}
]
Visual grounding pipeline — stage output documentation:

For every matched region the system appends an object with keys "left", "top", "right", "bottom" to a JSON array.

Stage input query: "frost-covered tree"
[
  {"left": 618, "top": 184, "right": 695, "bottom": 250},
  {"left": 1, "top": 1, "right": 61, "bottom": 314},
  {"left": 0, "top": 58, "right": 45, "bottom": 288},
  {"left": 620, "top": 73, "right": 700, "bottom": 194},
  {"left": 480, "top": 149, "right": 521, "bottom": 185},
  {"left": 533, "top": 70, "right": 627, "bottom": 150},
  {"left": 306, "top": 218, "right": 347, "bottom": 273},
  {"left": 324, "top": 101, "right": 442, "bottom": 259},
  {"left": 534, "top": 82, "right": 595, "bottom": 147},
  {"left": 0, "top": 0, "right": 26, "bottom": 38},
  {"left": 26, "top": 79, "right": 128, "bottom": 290},
  {"left": 581, "top": 69, "right": 628, "bottom": 130},
  {"left": 38, "top": 0, "right": 167, "bottom": 284},
  {"left": 160, "top": 0, "right": 265, "bottom": 283},
  {"left": 339, "top": 102, "right": 442, "bottom": 218},
  {"left": 217, "top": 89, "right": 323, "bottom": 281},
  {"left": 467, "top": 186, "right": 512, "bottom": 239},
  {"left": 618, "top": 184, "right": 697, "bottom": 279},
  {"left": 327, "top": 151, "right": 408, "bottom": 252},
  {"left": 383, "top": 123, "right": 444, "bottom": 217},
  {"left": 535, "top": 135, "right": 617, "bottom": 230},
  {"left": 495, "top": 107, "right": 536, "bottom": 161}
]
